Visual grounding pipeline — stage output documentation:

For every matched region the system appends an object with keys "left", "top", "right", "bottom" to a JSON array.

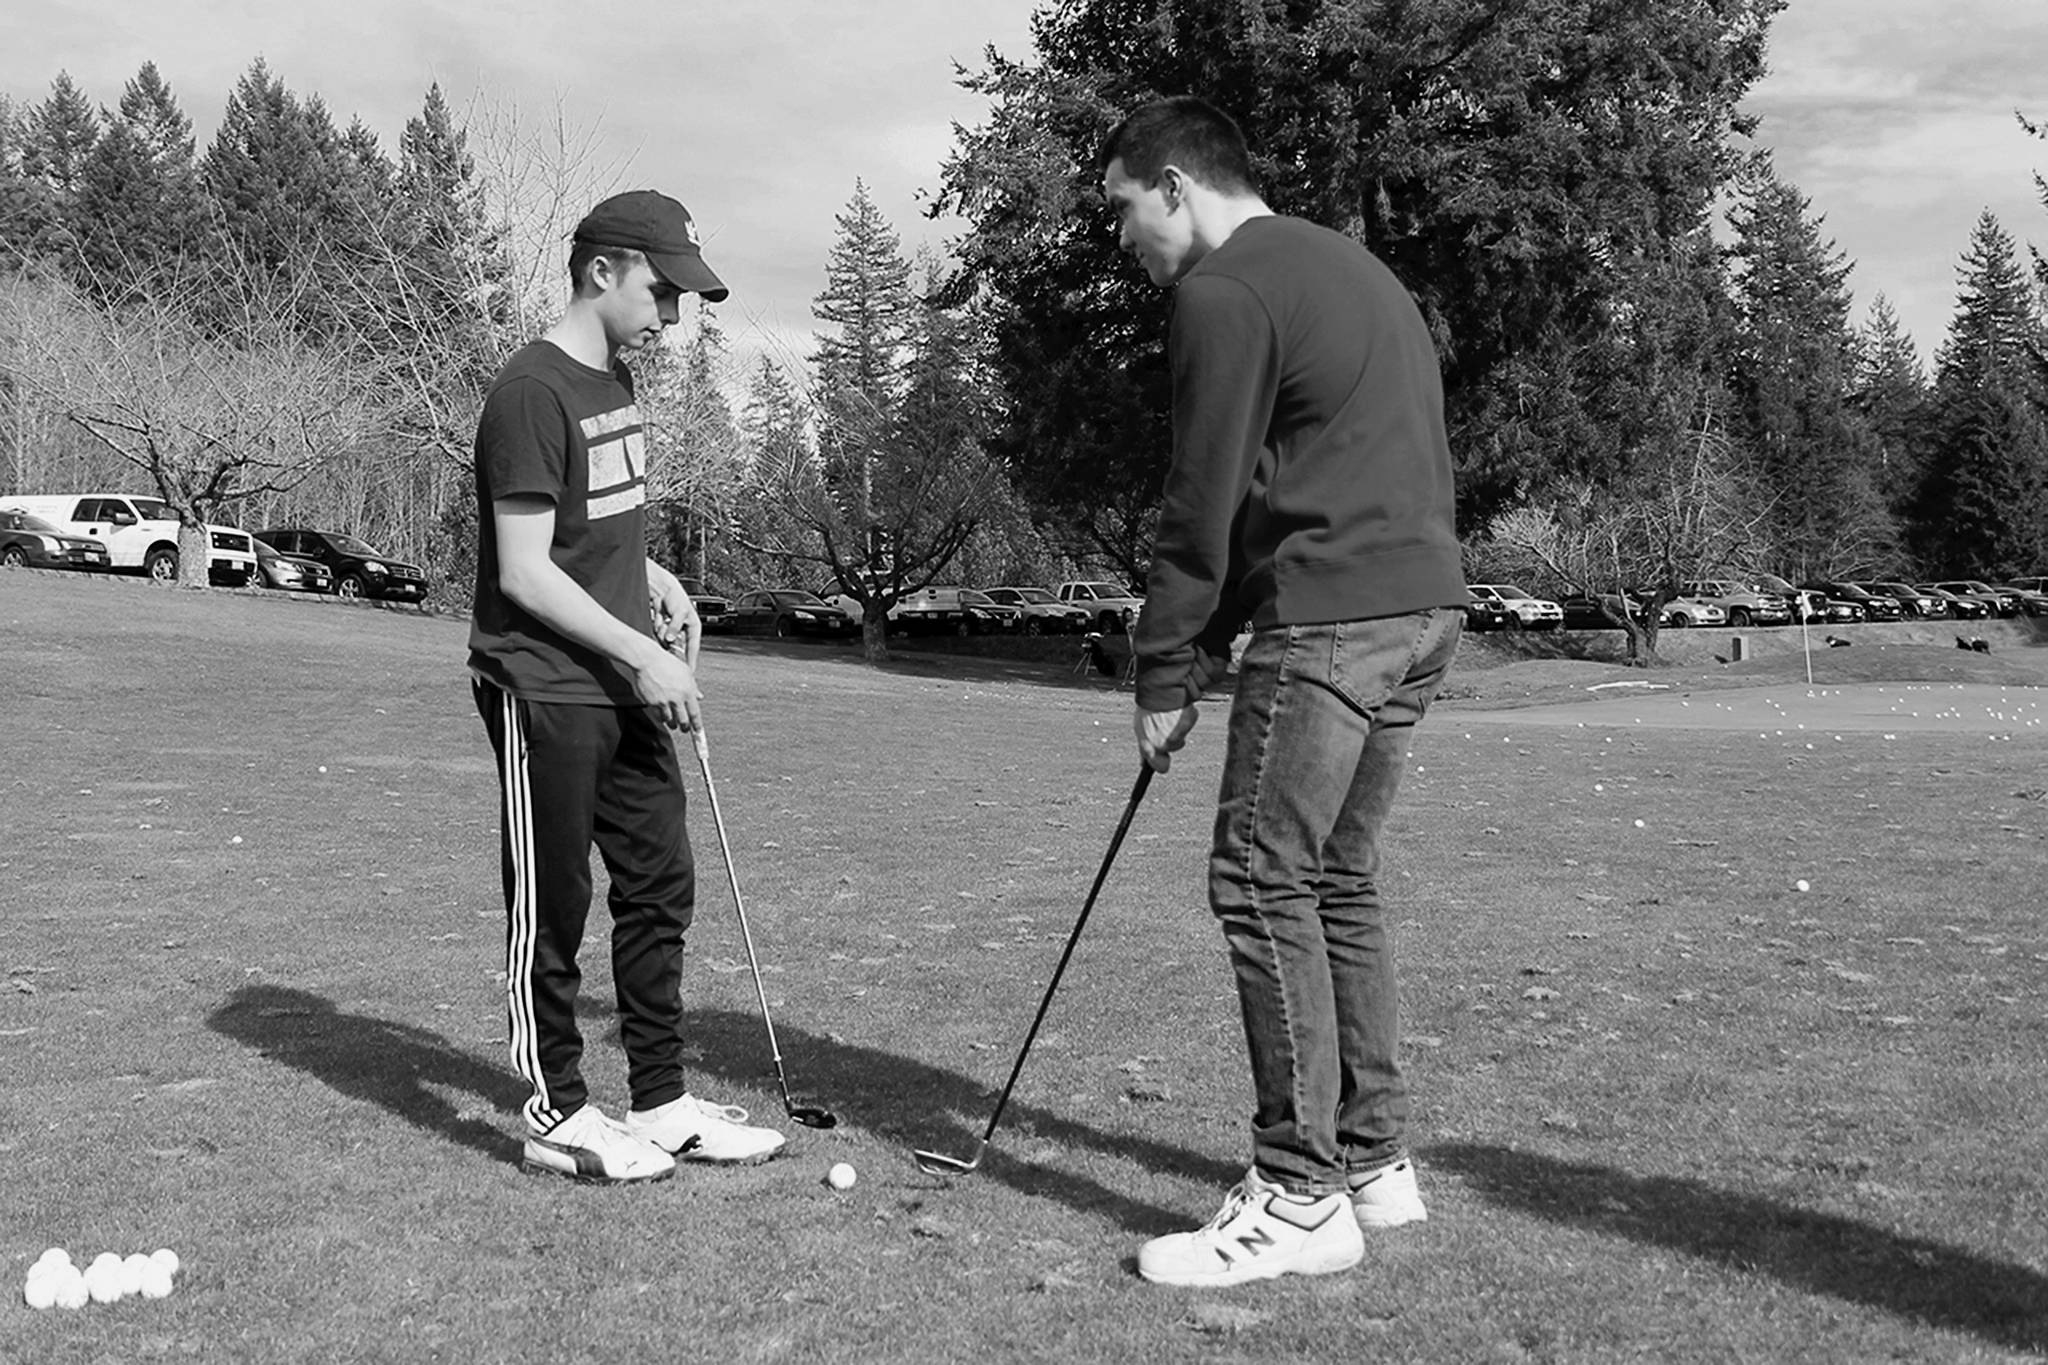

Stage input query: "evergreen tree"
[
  {"left": 1912, "top": 213, "right": 2048, "bottom": 576},
  {"left": 811, "top": 180, "right": 910, "bottom": 510},
  {"left": 1726, "top": 168, "right": 1893, "bottom": 575},
  {"left": 14, "top": 72, "right": 99, "bottom": 269},
  {"left": 74, "top": 63, "right": 204, "bottom": 296},
  {"left": 1850, "top": 294, "right": 1929, "bottom": 554}
]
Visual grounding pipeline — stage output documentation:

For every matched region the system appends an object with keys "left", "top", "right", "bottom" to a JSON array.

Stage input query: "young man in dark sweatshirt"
[{"left": 1100, "top": 97, "right": 1468, "bottom": 1287}]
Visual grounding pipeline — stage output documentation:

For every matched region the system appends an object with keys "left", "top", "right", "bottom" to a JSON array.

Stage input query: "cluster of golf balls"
[{"left": 21, "top": 1248, "right": 180, "bottom": 1310}]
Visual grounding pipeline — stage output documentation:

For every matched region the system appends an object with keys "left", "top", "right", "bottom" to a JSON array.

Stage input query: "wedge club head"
[{"left": 912, "top": 1143, "right": 986, "bottom": 1177}]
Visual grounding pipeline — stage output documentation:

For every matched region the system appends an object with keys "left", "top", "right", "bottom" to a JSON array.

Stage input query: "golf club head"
[
  {"left": 911, "top": 1145, "right": 984, "bottom": 1177},
  {"left": 787, "top": 1102, "right": 839, "bottom": 1130}
]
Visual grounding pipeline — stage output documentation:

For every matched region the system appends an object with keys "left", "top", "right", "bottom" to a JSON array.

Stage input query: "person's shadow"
[
  {"left": 206, "top": 984, "right": 1240, "bottom": 1236},
  {"left": 1428, "top": 1143, "right": 2048, "bottom": 1354}
]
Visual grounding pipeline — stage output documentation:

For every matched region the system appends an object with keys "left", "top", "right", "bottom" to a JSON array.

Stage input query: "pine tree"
[
  {"left": 74, "top": 63, "right": 204, "bottom": 296},
  {"left": 1913, "top": 213, "right": 2048, "bottom": 576},
  {"left": 1726, "top": 168, "right": 1894, "bottom": 575}
]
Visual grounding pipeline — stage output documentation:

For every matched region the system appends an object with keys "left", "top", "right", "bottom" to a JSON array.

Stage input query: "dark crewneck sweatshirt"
[{"left": 1133, "top": 214, "right": 1467, "bottom": 711}]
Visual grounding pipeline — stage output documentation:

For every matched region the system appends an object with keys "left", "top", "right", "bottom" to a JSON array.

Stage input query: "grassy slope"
[{"left": 1, "top": 572, "right": 2045, "bottom": 1363}]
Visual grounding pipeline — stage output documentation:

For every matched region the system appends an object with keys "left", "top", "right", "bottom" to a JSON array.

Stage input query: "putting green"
[{"left": 1451, "top": 681, "right": 2048, "bottom": 735}]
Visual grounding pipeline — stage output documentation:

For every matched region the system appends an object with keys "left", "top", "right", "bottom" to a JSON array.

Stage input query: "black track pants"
[{"left": 473, "top": 681, "right": 696, "bottom": 1132}]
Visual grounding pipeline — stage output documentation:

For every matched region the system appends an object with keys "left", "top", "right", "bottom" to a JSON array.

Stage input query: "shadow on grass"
[
  {"left": 1430, "top": 1143, "right": 2048, "bottom": 1353},
  {"left": 204, "top": 984, "right": 1241, "bottom": 1234},
  {"left": 675, "top": 1004, "right": 1245, "bottom": 1235},
  {"left": 207, "top": 983, "right": 525, "bottom": 1164}
]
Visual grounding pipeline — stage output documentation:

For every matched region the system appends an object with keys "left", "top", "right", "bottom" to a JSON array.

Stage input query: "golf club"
[
  {"left": 688, "top": 725, "right": 839, "bottom": 1130},
  {"left": 913, "top": 764, "right": 1155, "bottom": 1176}
]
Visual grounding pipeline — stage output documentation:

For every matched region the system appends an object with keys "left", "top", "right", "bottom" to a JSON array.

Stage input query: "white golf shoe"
[
  {"left": 626, "top": 1093, "right": 787, "bottom": 1164},
  {"left": 1349, "top": 1157, "right": 1428, "bottom": 1227},
  {"left": 522, "top": 1104, "right": 676, "bottom": 1185},
  {"left": 1137, "top": 1166, "right": 1364, "bottom": 1287}
]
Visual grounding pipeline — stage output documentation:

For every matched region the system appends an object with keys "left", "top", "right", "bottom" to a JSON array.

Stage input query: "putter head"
[
  {"left": 787, "top": 1103, "right": 839, "bottom": 1130},
  {"left": 912, "top": 1146, "right": 983, "bottom": 1177}
]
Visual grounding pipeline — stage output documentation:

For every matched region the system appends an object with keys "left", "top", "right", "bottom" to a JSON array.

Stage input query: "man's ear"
[
  {"left": 586, "top": 253, "right": 615, "bottom": 295},
  {"left": 1160, "top": 164, "right": 1187, "bottom": 210}
]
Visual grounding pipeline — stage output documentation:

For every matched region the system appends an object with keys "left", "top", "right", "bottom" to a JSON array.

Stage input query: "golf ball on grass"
[
  {"left": 1794, "top": 879, "right": 1811, "bottom": 893},
  {"left": 84, "top": 1258, "right": 124, "bottom": 1304},
  {"left": 23, "top": 1273, "right": 59, "bottom": 1310},
  {"left": 826, "top": 1162, "right": 857, "bottom": 1190},
  {"left": 51, "top": 1270, "right": 89, "bottom": 1310}
]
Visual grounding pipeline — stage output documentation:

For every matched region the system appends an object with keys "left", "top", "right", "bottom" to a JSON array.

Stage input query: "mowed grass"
[{"left": 3, "top": 571, "right": 2046, "bottom": 1363}]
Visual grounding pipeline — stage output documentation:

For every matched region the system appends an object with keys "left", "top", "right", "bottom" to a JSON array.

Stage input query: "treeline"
[
  {"left": 935, "top": 0, "right": 2048, "bottom": 601},
  {"left": 7, "top": 8, "right": 2048, "bottom": 648}
]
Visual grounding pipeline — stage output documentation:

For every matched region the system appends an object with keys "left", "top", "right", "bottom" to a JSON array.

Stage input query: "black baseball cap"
[{"left": 573, "top": 190, "right": 728, "bottom": 302}]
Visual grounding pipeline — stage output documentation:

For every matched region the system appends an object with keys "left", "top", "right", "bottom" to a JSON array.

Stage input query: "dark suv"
[
  {"left": 679, "top": 577, "right": 731, "bottom": 632},
  {"left": 256, "top": 528, "right": 428, "bottom": 602}
]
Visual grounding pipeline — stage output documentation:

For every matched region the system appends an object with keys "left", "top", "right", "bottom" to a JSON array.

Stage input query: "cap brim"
[{"left": 647, "top": 250, "right": 729, "bottom": 303}]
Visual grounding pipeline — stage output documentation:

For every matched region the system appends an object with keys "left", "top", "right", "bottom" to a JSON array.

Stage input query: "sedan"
[
  {"left": 1916, "top": 585, "right": 1992, "bottom": 621},
  {"left": 1861, "top": 581, "right": 1947, "bottom": 619},
  {"left": 253, "top": 536, "right": 333, "bottom": 593},
  {"left": 1556, "top": 593, "right": 1641, "bottom": 630},
  {"left": 1801, "top": 581, "right": 1904, "bottom": 622},
  {"left": 1933, "top": 579, "right": 2021, "bottom": 618},
  {"left": 729, "top": 588, "right": 855, "bottom": 639},
  {"left": 1655, "top": 595, "right": 1730, "bottom": 629},
  {"left": 982, "top": 586, "right": 1092, "bottom": 634},
  {"left": 0, "top": 508, "right": 111, "bottom": 572},
  {"left": 1468, "top": 583, "right": 1564, "bottom": 630}
]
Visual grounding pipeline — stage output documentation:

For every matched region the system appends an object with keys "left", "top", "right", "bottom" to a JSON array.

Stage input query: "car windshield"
[
  {"left": 960, "top": 590, "right": 994, "bottom": 605},
  {"left": 1008, "top": 588, "right": 1054, "bottom": 603},
  {"left": 18, "top": 513, "right": 65, "bottom": 534},
  {"left": 326, "top": 533, "right": 383, "bottom": 557},
  {"left": 131, "top": 498, "right": 175, "bottom": 520},
  {"left": 1753, "top": 575, "right": 1795, "bottom": 593},
  {"left": 772, "top": 591, "right": 825, "bottom": 606}
]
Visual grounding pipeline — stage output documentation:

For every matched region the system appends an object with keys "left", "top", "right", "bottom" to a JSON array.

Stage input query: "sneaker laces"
[{"left": 1194, "top": 1178, "right": 1259, "bottom": 1238}]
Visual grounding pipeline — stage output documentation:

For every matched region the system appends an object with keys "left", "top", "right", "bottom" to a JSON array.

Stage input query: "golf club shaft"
[
  {"left": 689, "top": 728, "right": 793, "bottom": 1097},
  {"left": 971, "top": 765, "right": 1154, "bottom": 1146}
]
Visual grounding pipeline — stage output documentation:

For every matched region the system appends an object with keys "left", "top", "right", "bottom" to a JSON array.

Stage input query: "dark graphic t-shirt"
[{"left": 467, "top": 341, "right": 653, "bottom": 705}]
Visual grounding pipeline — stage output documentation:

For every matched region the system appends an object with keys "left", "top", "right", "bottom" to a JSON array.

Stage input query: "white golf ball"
[
  {"left": 35, "top": 1248, "right": 72, "bottom": 1269},
  {"left": 51, "top": 1270, "right": 89, "bottom": 1310},
  {"left": 1794, "top": 879, "right": 1811, "bottom": 893},
  {"left": 23, "top": 1274, "right": 58, "bottom": 1310},
  {"left": 149, "top": 1248, "right": 181, "bottom": 1277},
  {"left": 120, "top": 1253, "right": 150, "bottom": 1296},
  {"left": 1633, "top": 819, "right": 1645, "bottom": 829},
  {"left": 84, "top": 1259, "right": 125, "bottom": 1304},
  {"left": 138, "top": 1265, "right": 175, "bottom": 1300},
  {"left": 827, "top": 1161, "right": 857, "bottom": 1191}
]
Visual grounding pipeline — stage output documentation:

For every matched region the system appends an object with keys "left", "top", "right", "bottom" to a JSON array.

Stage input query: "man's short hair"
[
  {"left": 1098, "top": 96, "right": 1257, "bottom": 195},
  {"left": 566, "top": 241, "right": 647, "bottom": 292}
]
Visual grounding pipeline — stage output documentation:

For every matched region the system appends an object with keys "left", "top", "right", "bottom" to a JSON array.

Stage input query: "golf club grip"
[{"left": 977, "top": 766, "right": 1154, "bottom": 1142}]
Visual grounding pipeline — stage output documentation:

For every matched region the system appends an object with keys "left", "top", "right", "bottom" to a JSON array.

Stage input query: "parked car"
[
  {"left": 252, "top": 536, "right": 333, "bottom": 593},
  {"left": 1750, "top": 573, "right": 1835, "bottom": 625},
  {"left": 1927, "top": 580, "right": 2011, "bottom": 618},
  {"left": 1466, "top": 592, "right": 1516, "bottom": 631},
  {"left": 679, "top": 576, "right": 731, "bottom": 632},
  {"left": 1680, "top": 579, "right": 1793, "bottom": 628},
  {"left": 1801, "top": 581, "right": 1904, "bottom": 623},
  {"left": 888, "top": 586, "right": 981, "bottom": 636},
  {"left": 728, "top": 588, "right": 854, "bottom": 639},
  {"left": 1915, "top": 585, "right": 1991, "bottom": 620},
  {"left": 1653, "top": 594, "right": 1730, "bottom": 629},
  {"left": 256, "top": 528, "right": 427, "bottom": 602},
  {"left": 6, "top": 493, "right": 257, "bottom": 585},
  {"left": 1992, "top": 581, "right": 2048, "bottom": 616},
  {"left": 1467, "top": 583, "right": 1564, "bottom": 630},
  {"left": 1860, "top": 581, "right": 1948, "bottom": 619},
  {"left": 1556, "top": 592, "right": 1641, "bottom": 630},
  {"left": 1932, "top": 579, "right": 2021, "bottom": 618},
  {"left": 0, "top": 507, "right": 113, "bottom": 573},
  {"left": 982, "top": 586, "right": 1093, "bottom": 634},
  {"left": 1055, "top": 580, "right": 1145, "bottom": 635}
]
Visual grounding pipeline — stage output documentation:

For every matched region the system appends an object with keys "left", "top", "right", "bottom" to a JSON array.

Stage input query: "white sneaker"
[
  {"left": 1349, "top": 1158, "right": 1427, "bottom": 1227},
  {"left": 522, "top": 1104, "right": 675, "bottom": 1185},
  {"left": 626, "top": 1093, "right": 786, "bottom": 1164},
  {"left": 1137, "top": 1167, "right": 1364, "bottom": 1287}
]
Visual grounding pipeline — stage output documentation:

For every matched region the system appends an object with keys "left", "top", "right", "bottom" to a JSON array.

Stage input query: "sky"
[{"left": 5, "top": 0, "right": 2045, "bottom": 376}]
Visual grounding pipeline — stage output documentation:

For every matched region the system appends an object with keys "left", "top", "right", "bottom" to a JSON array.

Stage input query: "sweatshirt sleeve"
[{"left": 1133, "top": 271, "right": 1277, "bottom": 711}]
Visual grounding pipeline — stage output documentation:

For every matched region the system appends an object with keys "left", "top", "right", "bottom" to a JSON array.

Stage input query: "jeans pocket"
[{"left": 1326, "top": 610, "right": 1455, "bottom": 716}]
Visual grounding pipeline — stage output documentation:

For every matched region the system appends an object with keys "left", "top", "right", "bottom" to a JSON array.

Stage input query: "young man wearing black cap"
[
  {"left": 469, "top": 190, "right": 784, "bottom": 1183},
  {"left": 1100, "top": 99, "right": 1467, "bottom": 1285}
]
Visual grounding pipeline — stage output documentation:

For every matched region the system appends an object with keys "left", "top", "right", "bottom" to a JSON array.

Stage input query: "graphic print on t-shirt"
[{"left": 581, "top": 403, "right": 647, "bottom": 521}]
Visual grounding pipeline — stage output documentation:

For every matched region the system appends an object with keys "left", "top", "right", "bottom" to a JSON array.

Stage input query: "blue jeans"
[{"left": 1209, "top": 609, "right": 1462, "bottom": 1196}]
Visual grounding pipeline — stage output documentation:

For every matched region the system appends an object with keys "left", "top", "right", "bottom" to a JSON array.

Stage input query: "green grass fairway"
[{"left": 4, "top": 571, "right": 2046, "bottom": 1362}]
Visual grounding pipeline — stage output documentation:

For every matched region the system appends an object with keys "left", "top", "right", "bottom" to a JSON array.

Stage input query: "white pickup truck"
[
  {"left": 3, "top": 493, "right": 258, "bottom": 585},
  {"left": 1055, "top": 579, "right": 1145, "bottom": 635}
]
